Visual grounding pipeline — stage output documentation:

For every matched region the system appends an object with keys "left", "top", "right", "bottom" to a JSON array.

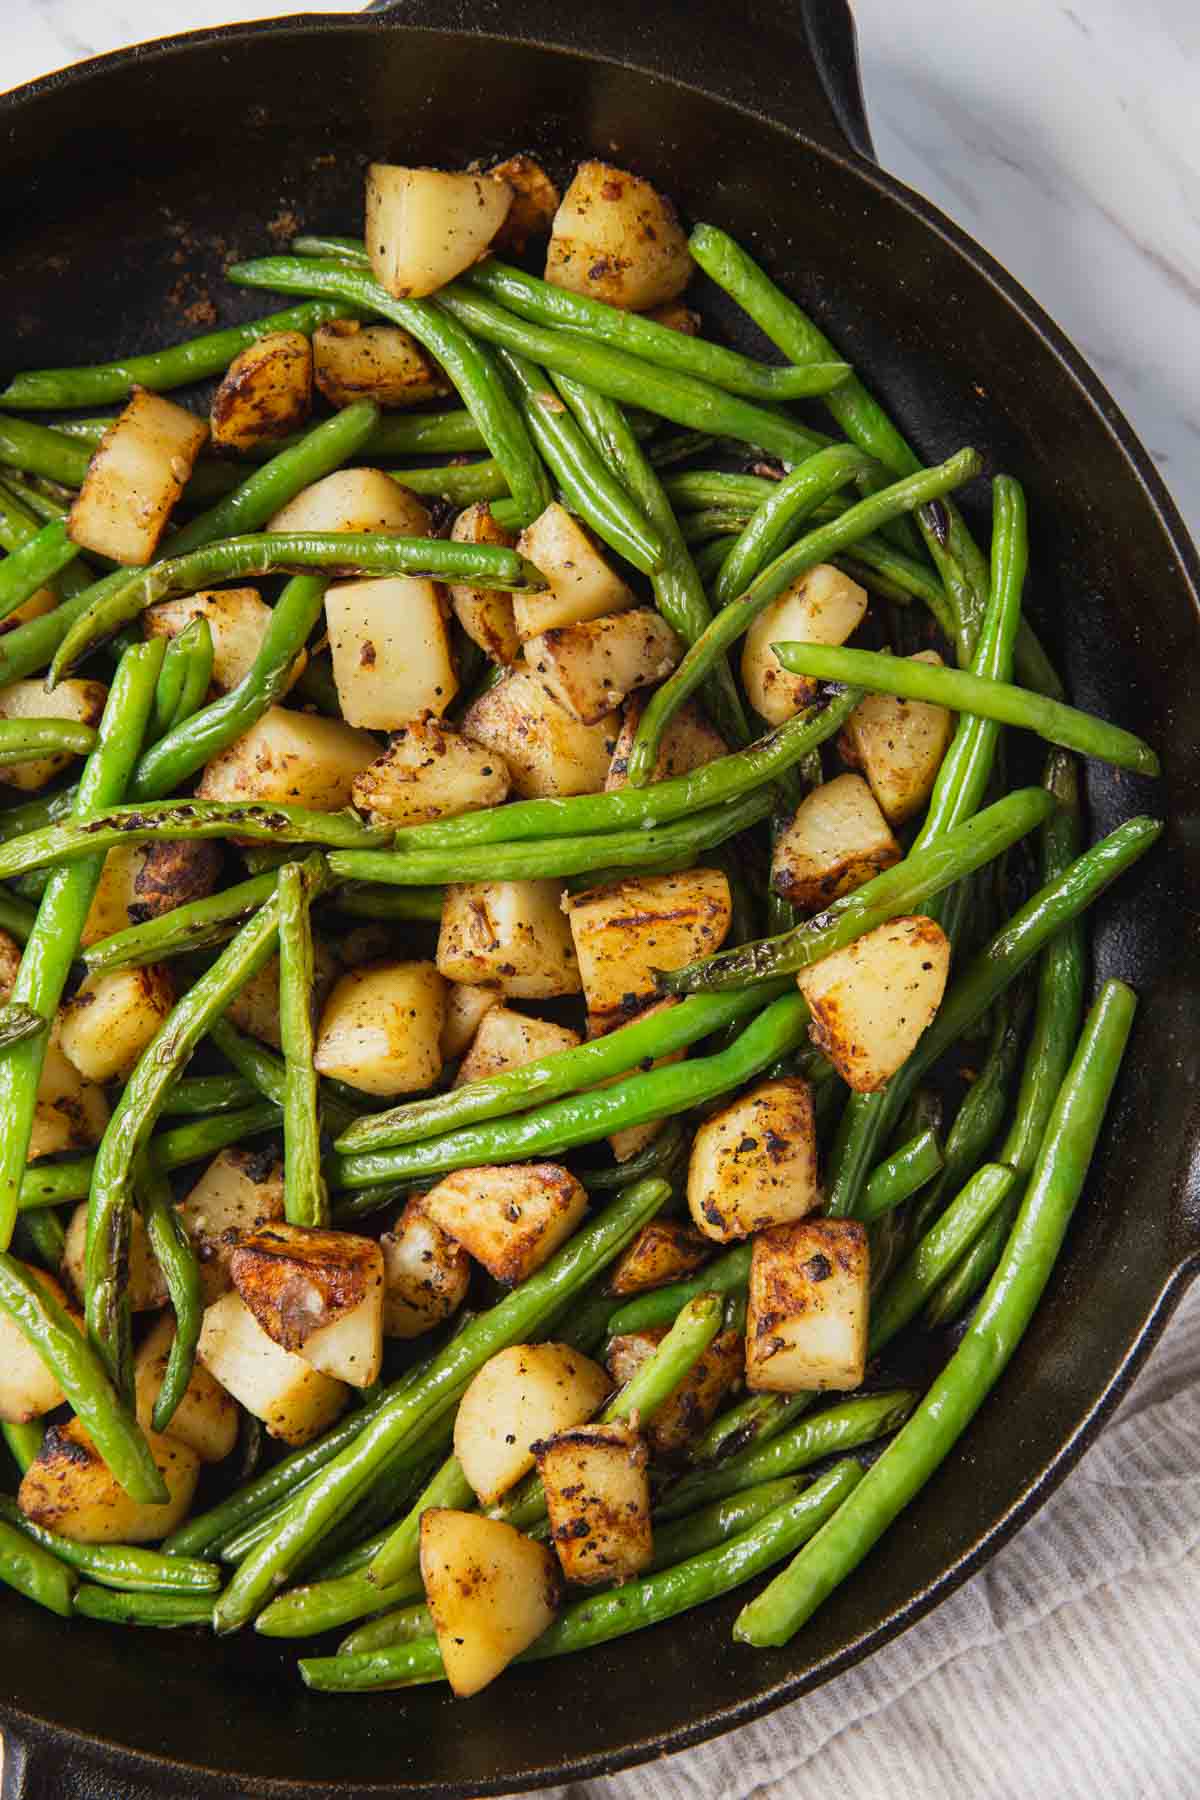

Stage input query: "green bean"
[
  {"left": 0, "top": 416, "right": 92, "bottom": 486},
  {"left": 606, "top": 1242, "right": 753, "bottom": 1335},
  {"left": 487, "top": 1294, "right": 727, "bottom": 1538},
  {"left": 656, "top": 1389, "right": 919, "bottom": 1522},
  {"left": 387, "top": 458, "right": 507, "bottom": 506},
  {"left": 497, "top": 350, "right": 664, "bottom": 572},
  {"left": 688, "top": 1392, "right": 814, "bottom": 1467},
  {"left": 330, "top": 883, "right": 446, "bottom": 924},
  {"left": 17, "top": 1100, "right": 280, "bottom": 1214},
  {"left": 0, "top": 1001, "right": 48, "bottom": 1051},
  {"left": 0, "top": 301, "right": 360, "bottom": 410},
  {"left": 333, "top": 993, "right": 810, "bottom": 1192},
  {"left": 72, "top": 1585, "right": 215, "bottom": 1627},
  {"left": 0, "top": 640, "right": 163, "bottom": 1250},
  {"left": 0, "top": 1515, "right": 75, "bottom": 1617},
  {"left": 824, "top": 814, "right": 1159, "bottom": 1220},
  {"left": 679, "top": 509, "right": 751, "bottom": 546},
  {"left": 158, "top": 615, "right": 214, "bottom": 738},
  {"left": 655, "top": 1476, "right": 818, "bottom": 1567},
  {"left": 0, "top": 1495, "right": 217, "bottom": 1594},
  {"left": 735, "top": 981, "right": 1137, "bottom": 1645},
  {"left": 160, "top": 1073, "right": 258, "bottom": 1116},
  {"left": 201, "top": 1021, "right": 373, "bottom": 1145},
  {"left": 84, "top": 858, "right": 327, "bottom": 1397},
  {"left": 302, "top": 1460, "right": 864, "bottom": 1691},
  {"left": 923, "top": 1200, "right": 1015, "bottom": 1328},
  {"left": 629, "top": 449, "right": 982, "bottom": 786},
  {"left": 227, "top": 259, "right": 553, "bottom": 526},
  {"left": 0, "top": 1254, "right": 165, "bottom": 1501},
  {"left": 551, "top": 378, "right": 750, "bottom": 750},
  {"left": 292, "top": 234, "right": 370, "bottom": 264},
  {"left": 136, "top": 1154, "right": 203, "bottom": 1435},
  {"left": 0, "top": 519, "right": 81, "bottom": 625},
  {"left": 82, "top": 870, "right": 281, "bottom": 974},
  {"left": 49, "top": 527, "right": 544, "bottom": 684},
  {"left": 278, "top": 863, "right": 329, "bottom": 1227},
  {"left": 583, "top": 1119, "right": 689, "bottom": 1190},
  {"left": 214, "top": 1176, "right": 670, "bottom": 1632},
  {"left": 0, "top": 719, "right": 98, "bottom": 765},
  {"left": 0, "top": 800, "right": 383, "bottom": 888},
  {"left": 228, "top": 407, "right": 490, "bottom": 463},
  {"left": 463, "top": 260, "right": 851, "bottom": 401},
  {"left": 2, "top": 1419, "right": 44, "bottom": 1474},
  {"left": 868, "top": 1164, "right": 1018, "bottom": 1353},
  {"left": 860, "top": 1128, "right": 945, "bottom": 1223},
  {"left": 773, "top": 641, "right": 1159, "bottom": 778},
  {"left": 712, "top": 446, "right": 879, "bottom": 607},
  {"left": 663, "top": 787, "right": 1054, "bottom": 993},
  {"left": 338, "top": 1600, "right": 435, "bottom": 1657}
]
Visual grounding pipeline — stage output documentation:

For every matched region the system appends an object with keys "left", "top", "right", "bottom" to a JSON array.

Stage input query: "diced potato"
[
  {"left": 606, "top": 1220, "right": 711, "bottom": 1297},
  {"left": 313, "top": 960, "right": 445, "bottom": 1097},
  {"left": 440, "top": 981, "right": 502, "bottom": 1061},
  {"left": 209, "top": 331, "right": 312, "bottom": 452},
  {"left": 524, "top": 608, "right": 682, "bottom": 725},
  {"left": 746, "top": 1218, "right": 869, "bottom": 1392},
  {"left": 133, "top": 1314, "right": 238, "bottom": 1464},
  {"left": 462, "top": 667, "right": 619, "bottom": 799},
  {"left": 546, "top": 161, "right": 692, "bottom": 311},
  {"left": 26, "top": 1031, "right": 110, "bottom": 1163},
  {"left": 449, "top": 503, "right": 521, "bottom": 666},
  {"left": 535, "top": 1421, "right": 652, "bottom": 1586},
  {"left": 796, "top": 914, "right": 951, "bottom": 1091},
  {"left": 455, "top": 1005, "right": 580, "bottom": 1087},
  {"left": 687, "top": 1077, "right": 820, "bottom": 1242},
  {"left": 422, "top": 1163, "right": 588, "bottom": 1285},
  {"left": 131, "top": 838, "right": 222, "bottom": 921},
  {"left": 226, "top": 935, "right": 340, "bottom": 1052},
  {"left": 605, "top": 694, "right": 727, "bottom": 791},
  {"left": 0, "top": 929, "right": 20, "bottom": 993},
  {"left": 366, "top": 164, "right": 513, "bottom": 301},
  {"left": 144, "top": 587, "right": 305, "bottom": 695},
  {"left": 0, "top": 1265, "right": 73, "bottom": 1423},
  {"left": 268, "top": 467, "right": 431, "bottom": 537},
  {"left": 454, "top": 1342, "right": 612, "bottom": 1504},
  {"left": 644, "top": 301, "right": 701, "bottom": 334},
  {"left": 420, "top": 1508, "right": 560, "bottom": 1698},
  {"left": 437, "top": 879, "right": 581, "bottom": 999},
  {"left": 380, "top": 1198, "right": 471, "bottom": 1339},
  {"left": 0, "top": 678, "right": 107, "bottom": 791},
  {"left": 0, "top": 587, "right": 57, "bottom": 638},
  {"left": 18, "top": 1417, "right": 198, "bottom": 1543},
  {"left": 586, "top": 998, "right": 685, "bottom": 1164},
  {"left": 196, "top": 705, "right": 378, "bottom": 812},
  {"left": 839, "top": 651, "right": 956, "bottom": 824},
  {"left": 351, "top": 717, "right": 509, "bottom": 829},
  {"left": 176, "top": 1147, "right": 285, "bottom": 1305},
  {"left": 79, "top": 847, "right": 149, "bottom": 947},
  {"left": 196, "top": 1290, "right": 349, "bottom": 1445},
  {"left": 67, "top": 388, "right": 207, "bottom": 566},
  {"left": 490, "top": 154, "right": 560, "bottom": 254},
  {"left": 313, "top": 319, "right": 448, "bottom": 410},
  {"left": 512, "top": 504, "right": 636, "bottom": 640},
  {"left": 230, "top": 1224, "right": 384, "bottom": 1388},
  {"left": 326, "top": 578, "right": 457, "bottom": 730},
  {"left": 58, "top": 964, "right": 175, "bottom": 1084},
  {"left": 64, "top": 1203, "right": 166, "bottom": 1313},
  {"left": 607, "top": 1326, "right": 743, "bottom": 1457},
  {"left": 741, "top": 564, "right": 868, "bottom": 726},
  {"left": 565, "top": 868, "right": 732, "bottom": 1029},
  {"left": 771, "top": 772, "right": 901, "bottom": 911}
]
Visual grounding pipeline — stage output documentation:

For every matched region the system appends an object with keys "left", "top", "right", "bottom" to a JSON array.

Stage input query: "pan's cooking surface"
[{"left": 0, "top": 6, "right": 1197, "bottom": 1793}]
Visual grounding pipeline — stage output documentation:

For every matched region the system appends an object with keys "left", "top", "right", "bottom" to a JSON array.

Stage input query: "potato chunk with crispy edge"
[{"left": 746, "top": 1218, "right": 869, "bottom": 1392}]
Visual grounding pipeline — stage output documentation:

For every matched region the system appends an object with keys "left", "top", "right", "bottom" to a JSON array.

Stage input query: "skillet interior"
[{"left": 0, "top": 8, "right": 1198, "bottom": 1794}]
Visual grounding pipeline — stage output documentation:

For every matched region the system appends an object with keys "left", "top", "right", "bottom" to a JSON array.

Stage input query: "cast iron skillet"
[{"left": 0, "top": 2, "right": 1197, "bottom": 1793}]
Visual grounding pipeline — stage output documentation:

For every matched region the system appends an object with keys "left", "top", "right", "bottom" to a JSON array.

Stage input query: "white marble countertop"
[{"left": 1, "top": 5, "right": 1197, "bottom": 1798}]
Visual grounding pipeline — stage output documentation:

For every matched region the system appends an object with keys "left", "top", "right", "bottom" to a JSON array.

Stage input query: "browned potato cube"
[
  {"left": 26, "top": 1033, "right": 110, "bottom": 1163},
  {"left": 455, "top": 1005, "right": 580, "bottom": 1087},
  {"left": 132, "top": 838, "right": 223, "bottom": 920},
  {"left": 64, "top": 1203, "right": 167, "bottom": 1313},
  {"left": 209, "top": 331, "right": 312, "bottom": 452},
  {"left": 145, "top": 587, "right": 305, "bottom": 695},
  {"left": 420, "top": 1509, "right": 560, "bottom": 1697},
  {"left": 838, "top": 651, "right": 956, "bottom": 824},
  {"left": 605, "top": 694, "right": 727, "bottom": 791},
  {"left": 454, "top": 1342, "right": 611, "bottom": 1503},
  {"left": 746, "top": 1218, "right": 869, "bottom": 1392},
  {"left": 490, "top": 154, "right": 560, "bottom": 254},
  {"left": 687, "top": 1077, "right": 821, "bottom": 1242},
  {"left": 565, "top": 869, "right": 731, "bottom": 1029},
  {"left": 0, "top": 1265, "right": 74, "bottom": 1423},
  {"left": 176, "top": 1147, "right": 285, "bottom": 1305},
  {"left": 196, "top": 1290, "right": 349, "bottom": 1445},
  {"left": 523, "top": 608, "right": 682, "bottom": 725},
  {"left": 796, "top": 914, "right": 951, "bottom": 1091},
  {"left": 196, "top": 706, "right": 378, "bottom": 813},
  {"left": 226, "top": 935, "right": 340, "bottom": 1051},
  {"left": 67, "top": 389, "right": 207, "bottom": 565},
  {"left": 230, "top": 1223, "right": 384, "bottom": 1387},
  {"left": 607, "top": 1326, "right": 743, "bottom": 1458},
  {"left": 535, "top": 1421, "right": 652, "bottom": 1586},
  {"left": 366, "top": 164, "right": 513, "bottom": 300},
  {"left": 512, "top": 504, "right": 636, "bottom": 640},
  {"left": 741, "top": 564, "right": 868, "bottom": 725},
  {"left": 133, "top": 1314, "right": 238, "bottom": 1464},
  {"left": 439, "top": 981, "right": 503, "bottom": 1061},
  {"left": 643, "top": 301, "right": 701, "bottom": 334},
  {"left": 606, "top": 1220, "right": 712, "bottom": 1296},
  {"left": 58, "top": 964, "right": 175, "bottom": 1084},
  {"left": 313, "top": 319, "right": 448, "bottom": 410},
  {"left": 771, "top": 773, "right": 901, "bottom": 911},
  {"left": 0, "top": 678, "right": 107, "bottom": 792},
  {"left": 268, "top": 467, "right": 431, "bottom": 537},
  {"left": 380, "top": 1198, "right": 472, "bottom": 1339},
  {"left": 326, "top": 577, "right": 458, "bottom": 729},
  {"left": 545, "top": 161, "right": 692, "bottom": 310},
  {"left": 351, "top": 717, "right": 509, "bottom": 828},
  {"left": 422, "top": 1163, "right": 588, "bottom": 1285},
  {"left": 19, "top": 1417, "right": 198, "bottom": 1543},
  {"left": 436, "top": 880, "right": 581, "bottom": 999},
  {"left": 79, "top": 847, "right": 147, "bottom": 947},
  {"left": 462, "top": 667, "right": 620, "bottom": 799},
  {"left": 449, "top": 503, "right": 521, "bottom": 666},
  {"left": 313, "top": 961, "right": 446, "bottom": 1098}
]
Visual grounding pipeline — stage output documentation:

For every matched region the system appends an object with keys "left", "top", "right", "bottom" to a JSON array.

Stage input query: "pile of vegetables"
[{"left": 0, "top": 151, "right": 1159, "bottom": 1696}]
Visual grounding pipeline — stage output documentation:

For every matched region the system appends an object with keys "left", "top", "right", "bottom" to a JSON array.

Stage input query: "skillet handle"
[{"left": 363, "top": 0, "right": 876, "bottom": 164}]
